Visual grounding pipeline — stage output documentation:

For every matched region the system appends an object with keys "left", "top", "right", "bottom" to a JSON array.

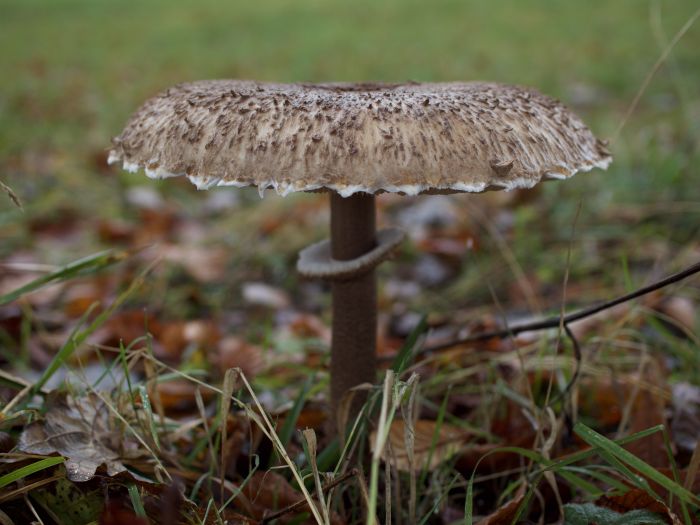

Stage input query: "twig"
[
  {"left": 420, "top": 259, "right": 700, "bottom": 355},
  {"left": 260, "top": 468, "right": 359, "bottom": 524}
]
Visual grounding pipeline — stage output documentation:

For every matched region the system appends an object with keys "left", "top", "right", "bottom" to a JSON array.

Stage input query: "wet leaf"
[
  {"left": 596, "top": 488, "right": 680, "bottom": 523},
  {"left": 563, "top": 502, "right": 669, "bottom": 525},
  {"left": 32, "top": 474, "right": 104, "bottom": 525},
  {"left": 18, "top": 392, "right": 138, "bottom": 482}
]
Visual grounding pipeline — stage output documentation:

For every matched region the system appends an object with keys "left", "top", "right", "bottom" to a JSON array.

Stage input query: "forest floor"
[{"left": 1, "top": 1, "right": 700, "bottom": 523}]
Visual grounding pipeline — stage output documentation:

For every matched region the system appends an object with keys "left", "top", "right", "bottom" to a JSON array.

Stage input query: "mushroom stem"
[{"left": 330, "top": 192, "right": 378, "bottom": 419}]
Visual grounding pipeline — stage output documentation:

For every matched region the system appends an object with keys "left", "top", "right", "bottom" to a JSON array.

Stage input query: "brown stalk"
[{"left": 330, "top": 193, "right": 377, "bottom": 415}]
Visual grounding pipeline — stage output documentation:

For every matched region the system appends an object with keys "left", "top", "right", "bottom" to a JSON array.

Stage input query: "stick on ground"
[{"left": 420, "top": 259, "right": 700, "bottom": 355}]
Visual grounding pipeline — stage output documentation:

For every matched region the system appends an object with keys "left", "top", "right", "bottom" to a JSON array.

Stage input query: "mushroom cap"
[{"left": 109, "top": 80, "right": 611, "bottom": 197}]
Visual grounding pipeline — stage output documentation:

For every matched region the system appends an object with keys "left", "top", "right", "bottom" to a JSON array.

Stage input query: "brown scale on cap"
[{"left": 109, "top": 80, "right": 611, "bottom": 196}]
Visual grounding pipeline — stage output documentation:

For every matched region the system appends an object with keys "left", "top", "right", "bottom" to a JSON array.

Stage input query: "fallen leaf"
[
  {"left": 370, "top": 419, "right": 467, "bottom": 472},
  {"left": 625, "top": 363, "right": 669, "bottom": 468},
  {"left": 18, "top": 392, "right": 139, "bottom": 482},
  {"left": 475, "top": 490, "right": 525, "bottom": 525},
  {"left": 213, "top": 336, "right": 264, "bottom": 379},
  {"left": 32, "top": 474, "right": 104, "bottom": 524},
  {"left": 563, "top": 502, "right": 670, "bottom": 525},
  {"left": 238, "top": 470, "right": 345, "bottom": 524},
  {"left": 596, "top": 488, "right": 677, "bottom": 521},
  {"left": 154, "top": 379, "right": 214, "bottom": 414},
  {"left": 671, "top": 382, "right": 700, "bottom": 452},
  {"left": 162, "top": 244, "right": 228, "bottom": 283},
  {"left": 656, "top": 296, "right": 696, "bottom": 334},
  {"left": 97, "top": 218, "right": 135, "bottom": 244},
  {"left": 242, "top": 282, "right": 290, "bottom": 309},
  {"left": 100, "top": 500, "right": 149, "bottom": 525}
]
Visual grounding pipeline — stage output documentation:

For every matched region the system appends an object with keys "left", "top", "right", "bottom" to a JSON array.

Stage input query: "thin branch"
[
  {"left": 420, "top": 259, "right": 700, "bottom": 355},
  {"left": 260, "top": 469, "right": 359, "bottom": 524}
]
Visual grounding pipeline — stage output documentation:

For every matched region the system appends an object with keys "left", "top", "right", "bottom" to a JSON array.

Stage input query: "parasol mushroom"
[{"left": 109, "top": 80, "right": 611, "bottom": 423}]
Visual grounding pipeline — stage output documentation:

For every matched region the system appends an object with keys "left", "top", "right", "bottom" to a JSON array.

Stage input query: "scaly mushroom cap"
[{"left": 109, "top": 80, "right": 611, "bottom": 197}]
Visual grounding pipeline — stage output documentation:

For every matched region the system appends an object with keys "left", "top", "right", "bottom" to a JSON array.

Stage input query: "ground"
[{"left": 0, "top": 1, "right": 699, "bottom": 524}]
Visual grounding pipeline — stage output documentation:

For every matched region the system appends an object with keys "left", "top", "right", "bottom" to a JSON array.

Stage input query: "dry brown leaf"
[
  {"left": 96, "top": 218, "right": 135, "bottom": 244},
  {"left": 100, "top": 500, "right": 149, "bottom": 525},
  {"left": 240, "top": 470, "right": 301, "bottom": 519},
  {"left": 63, "top": 281, "right": 108, "bottom": 318},
  {"left": 475, "top": 489, "right": 525, "bottom": 525},
  {"left": 625, "top": 363, "right": 669, "bottom": 468},
  {"left": 596, "top": 488, "right": 681, "bottom": 525},
  {"left": 578, "top": 377, "right": 625, "bottom": 428},
  {"left": 156, "top": 319, "right": 220, "bottom": 362},
  {"left": 18, "top": 392, "right": 140, "bottom": 482},
  {"left": 656, "top": 296, "right": 696, "bottom": 333},
  {"left": 161, "top": 244, "right": 228, "bottom": 283},
  {"left": 294, "top": 408, "right": 326, "bottom": 430},
  {"left": 239, "top": 470, "right": 345, "bottom": 524},
  {"left": 154, "top": 379, "right": 214, "bottom": 414},
  {"left": 213, "top": 336, "right": 264, "bottom": 379},
  {"left": 286, "top": 313, "right": 331, "bottom": 343},
  {"left": 370, "top": 419, "right": 467, "bottom": 472}
]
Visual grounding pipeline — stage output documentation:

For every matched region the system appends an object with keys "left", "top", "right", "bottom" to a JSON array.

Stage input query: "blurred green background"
[{"left": 1, "top": 0, "right": 699, "bottom": 300}]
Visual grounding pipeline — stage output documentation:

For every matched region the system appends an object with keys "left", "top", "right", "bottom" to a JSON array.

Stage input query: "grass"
[{"left": 1, "top": 0, "right": 700, "bottom": 523}]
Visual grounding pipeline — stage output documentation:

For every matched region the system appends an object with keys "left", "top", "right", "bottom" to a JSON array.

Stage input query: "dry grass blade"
[
  {"left": 302, "top": 428, "right": 330, "bottom": 525},
  {"left": 220, "top": 368, "right": 240, "bottom": 504},
  {"left": 612, "top": 6, "right": 700, "bottom": 142},
  {"left": 0, "top": 179, "right": 22, "bottom": 209},
  {"left": 236, "top": 371, "right": 326, "bottom": 525}
]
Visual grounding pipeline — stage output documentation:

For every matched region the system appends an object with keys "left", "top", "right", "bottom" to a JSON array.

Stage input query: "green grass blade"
[
  {"left": 33, "top": 266, "right": 150, "bottom": 393},
  {"left": 392, "top": 314, "right": 427, "bottom": 374},
  {"left": 0, "top": 250, "right": 128, "bottom": 306},
  {"left": 0, "top": 456, "right": 64, "bottom": 488},
  {"left": 32, "top": 301, "right": 99, "bottom": 393},
  {"left": 127, "top": 483, "right": 147, "bottom": 518},
  {"left": 563, "top": 466, "right": 630, "bottom": 493},
  {"left": 278, "top": 377, "right": 312, "bottom": 449},
  {"left": 574, "top": 422, "right": 700, "bottom": 507}
]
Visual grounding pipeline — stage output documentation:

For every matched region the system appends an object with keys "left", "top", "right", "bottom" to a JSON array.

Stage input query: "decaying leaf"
[
  {"left": 370, "top": 419, "right": 467, "bottom": 471},
  {"left": 475, "top": 489, "right": 525, "bottom": 525},
  {"left": 18, "top": 392, "right": 140, "bottom": 482},
  {"left": 32, "top": 473, "right": 104, "bottom": 525},
  {"left": 671, "top": 382, "right": 700, "bottom": 452},
  {"left": 624, "top": 364, "right": 670, "bottom": 469},
  {"left": 563, "top": 502, "right": 670, "bottom": 525},
  {"left": 596, "top": 488, "right": 681, "bottom": 524},
  {"left": 212, "top": 336, "right": 264, "bottom": 380},
  {"left": 100, "top": 500, "right": 149, "bottom": 525}
]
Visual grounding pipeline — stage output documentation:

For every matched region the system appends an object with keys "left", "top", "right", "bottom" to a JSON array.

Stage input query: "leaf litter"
[{"left": 0, "top": 140, "right": 699, "bottom": 524}]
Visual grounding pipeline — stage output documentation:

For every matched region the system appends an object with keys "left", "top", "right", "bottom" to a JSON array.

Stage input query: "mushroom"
[{"left": 109, "top": 80, "right": 611, "bottom": 422}]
